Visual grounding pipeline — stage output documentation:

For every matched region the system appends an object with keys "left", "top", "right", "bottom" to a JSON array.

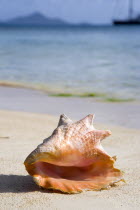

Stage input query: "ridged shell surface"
[{"left": 24, "top": 114, "right": 123, "bottom": 193}]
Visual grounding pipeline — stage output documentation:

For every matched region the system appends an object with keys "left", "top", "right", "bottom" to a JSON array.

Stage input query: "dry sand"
[{"left": 0, "top": 110, "right": 140, "bottom": 210}]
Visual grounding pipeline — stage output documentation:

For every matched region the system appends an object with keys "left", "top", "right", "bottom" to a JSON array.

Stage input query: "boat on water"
[{"left": 113, "top": 0, "right": 140, "bottom": 25}]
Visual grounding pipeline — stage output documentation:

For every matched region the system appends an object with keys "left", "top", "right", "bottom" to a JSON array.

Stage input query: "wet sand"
[{"left": 0, "top": 86, "right": 140, "bottom": 129}]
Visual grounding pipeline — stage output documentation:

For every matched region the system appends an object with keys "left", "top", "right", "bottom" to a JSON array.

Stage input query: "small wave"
[
  {"left": 0, "top": 80, "right": 70, "bottom": 94},
  {"left": 0, "top": 80, "right": 136, "bottom": 103},
  {"left": 0, "top": 80, "right": 35, "bottom": 90}
]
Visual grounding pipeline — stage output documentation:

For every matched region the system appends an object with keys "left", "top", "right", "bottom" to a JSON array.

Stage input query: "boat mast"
[{"left": 128, "top": 0, "right": 133, "bottom": 19}]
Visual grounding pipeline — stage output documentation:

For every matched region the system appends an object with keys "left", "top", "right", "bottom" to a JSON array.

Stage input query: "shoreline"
[
  {"left": 0, "top": 85, "right": 140, "bottom": 129},
  {"left": 0, "top": 80, "right": 137, "bottom": 102}
]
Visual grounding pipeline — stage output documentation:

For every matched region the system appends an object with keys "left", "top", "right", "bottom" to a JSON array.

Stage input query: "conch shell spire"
[{"left": 24, "top": 114, "right": 123, "bottom": 194}]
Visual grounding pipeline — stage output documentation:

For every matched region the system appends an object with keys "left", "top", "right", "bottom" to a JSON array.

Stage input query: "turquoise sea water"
[{"left": 0, "top": 26, "right": 140, "bottom": 99}]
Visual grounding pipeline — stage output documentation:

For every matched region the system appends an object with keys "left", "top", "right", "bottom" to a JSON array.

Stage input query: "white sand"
[{"left": 0, "top": 110, "right": 140, "bottom": 210}]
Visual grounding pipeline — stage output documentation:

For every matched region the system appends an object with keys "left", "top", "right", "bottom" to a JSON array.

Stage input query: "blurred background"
[{"left": 0, "top": 0, "right": 140, "bottom": 101}]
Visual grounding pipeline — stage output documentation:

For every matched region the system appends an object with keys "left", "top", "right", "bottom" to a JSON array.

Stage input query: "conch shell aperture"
[{"left": 24, "top": 114, "right": 123, "bottom": 194}]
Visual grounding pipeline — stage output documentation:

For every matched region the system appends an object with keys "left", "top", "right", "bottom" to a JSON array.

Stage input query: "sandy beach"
[{"left": 0, "top": 87, "right": 140, "bottom": 210}]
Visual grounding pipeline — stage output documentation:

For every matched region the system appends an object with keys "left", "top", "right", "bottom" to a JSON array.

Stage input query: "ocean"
[{"left": 0, "top": 25, "right": 140, "bottom": 100}]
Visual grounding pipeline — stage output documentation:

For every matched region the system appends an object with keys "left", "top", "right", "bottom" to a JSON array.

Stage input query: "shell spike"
[
  {"left": 57, "top": 114, "right": 73, "bottom": 126},
  {"left": 79, "top": 114, "right": 94, "bottom": 127},
  {"left": 100, "top": 130, "right": 112, "bottom": 140}
]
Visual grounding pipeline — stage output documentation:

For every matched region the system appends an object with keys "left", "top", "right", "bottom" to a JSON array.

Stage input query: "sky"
[{"left": 0, "top": 0, "right": 140, "bottom": 24}]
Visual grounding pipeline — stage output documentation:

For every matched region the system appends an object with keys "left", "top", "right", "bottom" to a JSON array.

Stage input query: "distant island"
[
  {"left": 0, "top": 12, "right": 70, "bottom": 26},
  {"left": 0, "top": 12, "right": 96, "bottom": 27}
]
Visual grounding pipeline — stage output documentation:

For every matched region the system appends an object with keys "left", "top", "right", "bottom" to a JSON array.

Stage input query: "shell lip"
[{"left": 32, "top": 171, "right": 124, "bottom": 194}]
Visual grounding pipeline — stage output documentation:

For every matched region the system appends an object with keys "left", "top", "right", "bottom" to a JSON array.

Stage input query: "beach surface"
[
  {"left": 0, "top": 111, "right": 140, "bottom": 209},
  {"left": 0, "top": 86, "right": 140, "bottom": 129},
  {"left": 0, "top": 86, "right": 140, "bottom": 210}
]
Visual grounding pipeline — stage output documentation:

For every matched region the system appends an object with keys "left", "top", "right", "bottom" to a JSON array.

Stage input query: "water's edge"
[{"left": 0, "top": 80, "right": 137, "bottom": 103}]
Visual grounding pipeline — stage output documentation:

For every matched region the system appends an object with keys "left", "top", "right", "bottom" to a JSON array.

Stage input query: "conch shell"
[{"left": 24, "top": 114, "right": 123, "bottom": 194}]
